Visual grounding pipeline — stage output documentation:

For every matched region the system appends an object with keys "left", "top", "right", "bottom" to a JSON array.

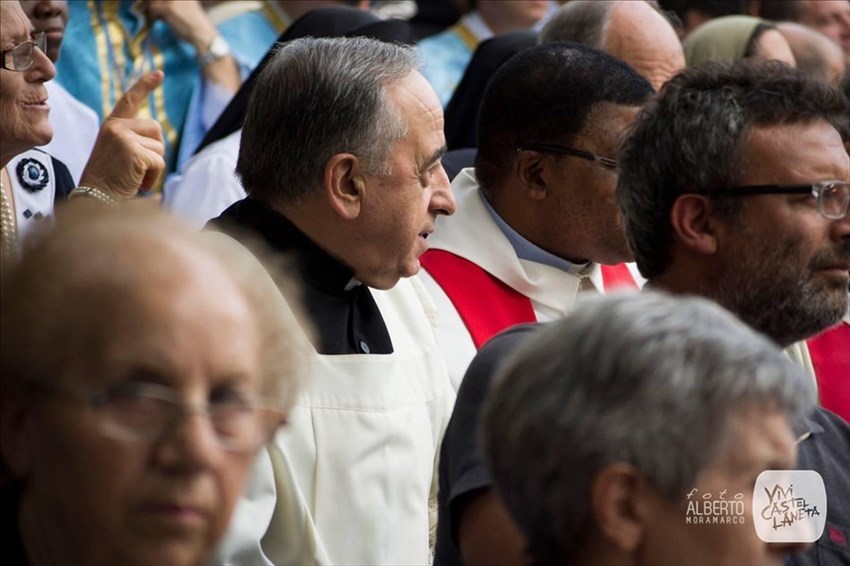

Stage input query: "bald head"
[
  {"left": 778, "top": 21, "right": 845, "bottom": 84},
  {"left": 542, "top": 0, "right": 685, "bottom": 90},
  {"left": 605, "top": 1, "right": 686, "bottom": 90}
]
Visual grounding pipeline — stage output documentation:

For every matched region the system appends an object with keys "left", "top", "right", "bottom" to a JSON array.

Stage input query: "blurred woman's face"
[
  {"left": 10, "top": 258, "right": 269, "bottom": 566},
  {"left": 0, "top": 1, "right": 54, "bottom": 160},
  {"left": 755, "top": 29, "right": 797, "bottom": 67}
]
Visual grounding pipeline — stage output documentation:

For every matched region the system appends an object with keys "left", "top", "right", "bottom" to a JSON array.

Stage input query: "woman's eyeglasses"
[
  {"left": 1, "top": 31, "right": 48, "bottom": 72},
  {"left": 27, "top": 379, "right": 284, "bottom": 453}
]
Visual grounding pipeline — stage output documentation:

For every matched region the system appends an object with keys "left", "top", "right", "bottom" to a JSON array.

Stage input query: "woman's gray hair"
[
  {"left": 482, "top": 291, "right": 814, "bottom": 564},
  {"left": 236, "top": 36, "right": 420, "bottom": 206}
]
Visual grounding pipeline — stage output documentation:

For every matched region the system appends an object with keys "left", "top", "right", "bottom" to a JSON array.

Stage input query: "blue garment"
[
  {"left": 419, "top": 27, "right": 476, "bottom": 108},
  {"left": 216, "top": 9, "right": 281, "bottom": 70},
  {"left": 57, "top": 1, "right": 278, "bottom": 174},
  {"left": 480, "top": 190, "right": 587, "bottom": 273},
  {"left": 57, "top": 1, "right": 196, "bottom": 174},
  {"left": 176, "top": 8, "right": 280, "bottom": 168}
]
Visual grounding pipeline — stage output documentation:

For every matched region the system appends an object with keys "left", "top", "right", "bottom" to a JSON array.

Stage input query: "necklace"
[{"left": 0, "top": 171, "right": 18, "bottom": 260}]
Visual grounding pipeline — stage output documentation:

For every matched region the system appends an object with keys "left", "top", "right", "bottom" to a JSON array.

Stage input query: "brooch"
[{"left": 16, "top": 158, "right": 49, "bottom": 193}]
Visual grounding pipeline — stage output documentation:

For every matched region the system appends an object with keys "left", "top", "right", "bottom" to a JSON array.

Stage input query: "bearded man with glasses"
[{"left": 617, "top": 58, "right": 850, "bottom": 566}]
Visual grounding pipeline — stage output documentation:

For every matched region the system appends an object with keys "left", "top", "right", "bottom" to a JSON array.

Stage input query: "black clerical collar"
[
  {"left": 344, "top": 277, "right": 362, "bottom": 291},
  {"left": 209, "top": 196, "right": 392, "bottom": 355},
  {"left": 212, "top": 196, "right": 358, "bottom": 295}
]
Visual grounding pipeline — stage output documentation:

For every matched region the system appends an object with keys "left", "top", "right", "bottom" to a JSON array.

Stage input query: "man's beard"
[{"left": 710, "top": 235, "right": 850, "bottom": 348}]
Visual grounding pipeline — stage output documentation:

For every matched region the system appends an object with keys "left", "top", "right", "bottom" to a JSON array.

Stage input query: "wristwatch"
[{"left": 198, "top": 35, "right": 231, "bottom": 67}]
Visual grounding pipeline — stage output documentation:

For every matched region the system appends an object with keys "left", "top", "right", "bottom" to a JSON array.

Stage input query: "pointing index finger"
[{"left": 108, "top": 69, "right": 165, "bottom": 120}]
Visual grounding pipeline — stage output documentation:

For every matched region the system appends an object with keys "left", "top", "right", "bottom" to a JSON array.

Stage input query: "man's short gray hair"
[
  {"left": 540, "top": 0, "right": 667, "bottom": 47},
  {"left": 236, "top": 36, "right": 420, "bottom": 205},
  {"left": 482, "top": 292, "right": 814, "bottom": 564},
  {"left": 540, "top": 0, "right": 612, "bottom": 47}
]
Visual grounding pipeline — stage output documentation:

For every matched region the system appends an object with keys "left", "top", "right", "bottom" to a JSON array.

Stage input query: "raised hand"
[
  {"left": 145, "top": 1, "right": 216, "bottom": 48},
  {"left": 145, "top": 0, "right": 240, "bottom": 92},
  {"left": 78, "top": 70, "right": 166, "bottom": 199}
]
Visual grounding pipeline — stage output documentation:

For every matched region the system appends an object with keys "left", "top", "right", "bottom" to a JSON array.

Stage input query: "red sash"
[
  {"left": 421, "top": 250, "right": 535, "bottom": 347},
  {"left": 600, "top": 262, "right": 639, "bottom": 290},
  {"left": 420, "top": 249, "right": 636, "bottom": 348},
  {"left": 807, "top": 323, "right": 850, "bottom": 423}
]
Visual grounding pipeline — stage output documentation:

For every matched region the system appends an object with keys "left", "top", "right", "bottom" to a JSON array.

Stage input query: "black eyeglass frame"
[
  {"left": 703, "top": 180, "right": 850, "bottom": 220},
  {"left": 516, "top": 144, "right": 618, "bottom": 170},
  {"left": 1, "top": 31, "right": 47, "bottom": 72}
]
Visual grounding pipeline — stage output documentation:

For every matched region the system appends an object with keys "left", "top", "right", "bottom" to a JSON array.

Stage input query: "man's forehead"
[
  {"left": 577, "top": 102, "right": 642, "bottom": 141},
  {"left": 742, "top": 118, "right": 843, "bottom": 156},
  {"left": 386, "top": 70, "right": 446, "bottom": 151},
  {"left": 742, "top": 120, "right": 849, "bottom": 180},
  {"left": 706, "top": 405, "right": 796, "bottom": 476},
  {"left": 385, "top": 69, "right": 443, "bottom": 118}
]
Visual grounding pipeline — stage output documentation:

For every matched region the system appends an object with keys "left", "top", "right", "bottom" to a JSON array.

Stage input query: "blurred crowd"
[{"left": 1, "top": 1, "right": 848, "bottom": 566}]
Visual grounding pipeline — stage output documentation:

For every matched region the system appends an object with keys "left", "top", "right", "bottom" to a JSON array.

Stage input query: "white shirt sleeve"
[{"left": 164, "top": 131, "right": 246, "bottom": 229}]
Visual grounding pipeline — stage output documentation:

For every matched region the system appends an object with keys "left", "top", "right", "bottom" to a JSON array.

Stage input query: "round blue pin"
[{"left": 16, "top": 158, "right": 49, "bottom": 193}]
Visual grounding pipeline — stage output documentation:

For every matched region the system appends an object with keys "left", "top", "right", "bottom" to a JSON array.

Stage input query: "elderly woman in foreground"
[{"left": 0, "top": 207, "right": 304, "bottom": 566}]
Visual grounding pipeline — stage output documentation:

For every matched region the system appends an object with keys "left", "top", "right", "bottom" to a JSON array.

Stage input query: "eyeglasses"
[
  {"left": 30, "top": 380, "right": 284, "bottom": 453},
  {"left": 712, "top": 180, "right": 850, "bottom": 220},
  {"left": 516, "top": 144, "right": 618, "bottom": 171},
  {"left": 1, "top": 32, "right": 47, "bottom": 72}
]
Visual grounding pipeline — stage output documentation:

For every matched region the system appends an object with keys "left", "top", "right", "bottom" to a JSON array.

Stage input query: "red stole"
[
  {"left": 807, "top": 323, "right": 850, "bottom": 422},
  {"left": 420, "top": 249, "right": 636, "bottom": 348}
]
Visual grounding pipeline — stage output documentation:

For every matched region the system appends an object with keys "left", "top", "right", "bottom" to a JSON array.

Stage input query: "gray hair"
[
  {"left": 616, "top": 58, "right": 849, "bottom": 279},
  {"left": 236, "top": 36, "right": 419, "bottom": 205},
  {"left": 540, "top": 0, "right": 667, "bottom": 47},
  {"left": 540, "top": 0, "right": 612, "bottom": 48},
  {"left": 482, "top": 292, "right": 814, "bottom": 564}
]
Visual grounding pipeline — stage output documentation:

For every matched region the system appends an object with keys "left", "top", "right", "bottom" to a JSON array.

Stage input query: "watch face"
[{"left": 209, "top": 36, "right": 230, "bottom": 58}]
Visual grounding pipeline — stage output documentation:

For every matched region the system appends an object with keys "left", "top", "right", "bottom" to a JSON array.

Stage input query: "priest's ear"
[
  {"left": 324, "top": 153, "right": 364, "bottom": 220},
  {"left": 514, "top": 149, "right": 548, "bottom": 200},
  {"left": 669, "top": 194, "right": 719, "bottom": 257}
]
